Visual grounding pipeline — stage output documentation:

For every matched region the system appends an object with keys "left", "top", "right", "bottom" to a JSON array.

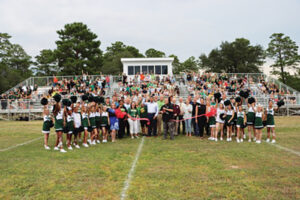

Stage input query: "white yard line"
[
  {"left": 267, "top": 142, "right": 300, "bottom": 157},
  {"left": 0, "top": 136, "right": 43, "bottom": 152},
  {"left": 120, "top": 136, "right": 145, "bottom": 200}
]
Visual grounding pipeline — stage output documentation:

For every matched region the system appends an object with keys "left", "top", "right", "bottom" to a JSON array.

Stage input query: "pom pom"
[
  {"left": 224, "top": 100, "right": 231, "bottom": 106},
  {"left": 81, "top": 94, "right": 88, "bottom": 101},
  {"left": 214, "top": 92, "right": 221, "bottom": 103},
  {"left": 277, "top": 100, "right": 285, "bottom": 108},
  {"left": 235, "top": 96, "right": 241, "bottom": 103},
  {"left": 220, "top": 113, "right": 226, "bottom": 120},
  {"left": 70, "top": 96, "right": 77, "bottom": 104},
  {"left": 53, "top": 94, "right": 61, "bottom": 103},
  {"left": 41, "top": 97, "right": 48, "bottom": 105},
  {"left": 248, "top": 97, "right": 255, "bottom": 104},
  {"left": 243, "top": 91, "right": 249, "bottom": 99},
  {"left": 263, "top": 120, "right": 267, "bottom": 127},
  {"left": 99, "top": 96, "right": 104, "bottom": 104},
  {"left": 49, "top": 120, "right": 54, "bottom": 128},
  {"left": 62, "top": 99, "right": 70, "bottom": 106},
  {"left": 88, "top": 95, "right": 94, "bottom": 103}
]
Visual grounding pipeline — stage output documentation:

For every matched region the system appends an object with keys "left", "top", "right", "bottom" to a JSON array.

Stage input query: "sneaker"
[
  {"left": 44, "top": 145, "right": 50, "bottom": 150},
  {"left": 75, "top": 145, "right": 80, "bottom": 149},
  {"left": 60, "top": 149, "right": 67, "bottom": 153},
  {"left": 96, "top": 140, "right": 100, "bottom": 144},
  {"left": 131, "top": 136, "right": 134, "bottom": 139},
  {"left": 226, "top": 138, "right": 229, "bottom": 142},
  {"left": 236, "top": 139, "right": 240, "bottom": 143},
  {"left": 220, "top": 137, "right": 223, "bottom": 141},
  {"left": 253, "top": 137, "right": 257, "bottom": 141},
  {"left": 102, "top": 140, "right": 107, "bottom": 143},
  {"left": 68, "top": 146, "right": 73, "bottom": 150},
  {"left": 54, "top": 146, "right": 59, "bottom": 150},
  {"left": 243, "top": 134, "right": 246, "bottom": 139},
  {"left": 271, "top": 139, "right": 276, "bottom": 144},
  {"left": 248, "top": 139, "right": 251, "bottom": 142},
  {"left": 229, "top": 138, "right": 232, "bottom": 141},
  {"left": 256, "top": 140, "right": 261, "bottom": 144},
  {"left": 87, "top": 139, "right": 91, "bottom": 144},
  {"left": 58, "top": 142, "right": 63, "bottom": 147},
  {"left": 83, "top": 143, "right": 89, "bottom": 147},
  {"left": 240, "top": 139, "right": 243, "bottom": 142},
  {"left": 214, "top": 138, "right": 218, "bottom": 142},
  {"left": 266, "top": 138, "right": 270, "bottom": 143}
]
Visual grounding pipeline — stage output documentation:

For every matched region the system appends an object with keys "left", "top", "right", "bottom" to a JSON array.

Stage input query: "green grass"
[{"left": 0, "top": 117, "right": 299, "bottom": 200}]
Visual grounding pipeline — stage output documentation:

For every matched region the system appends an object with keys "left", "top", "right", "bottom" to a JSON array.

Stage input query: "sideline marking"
[
  {"left": 0, "top": 136, "right": 43, "bottom": 152},
  {"left": 266, "top": 142, "right": 300, "bottom": 157},
  {"left": 120, "top": 136, "right": 145, "bottom": 200}
]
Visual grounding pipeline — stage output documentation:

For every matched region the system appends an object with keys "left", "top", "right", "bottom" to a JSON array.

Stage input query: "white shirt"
[
  {"left": 145, "top": 101, "right": 159, "bottom": 116},
  {"left": 73, "top": 113, "right": 81, "bottom": 128},
  {"left": 182, "top": 103, "right": 192, "bottom": 119}
]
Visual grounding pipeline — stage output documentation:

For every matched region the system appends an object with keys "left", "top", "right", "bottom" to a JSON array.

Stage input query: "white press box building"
[{"left": 121, "top": 57, "right": 174, "bottom": 78}]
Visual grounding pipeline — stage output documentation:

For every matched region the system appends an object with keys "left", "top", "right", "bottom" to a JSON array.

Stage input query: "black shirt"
[{"left": 160, "top": 103, "right": 173, "bottom": 122}]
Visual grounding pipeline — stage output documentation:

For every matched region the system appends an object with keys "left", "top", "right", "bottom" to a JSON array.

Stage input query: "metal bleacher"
[{"left": 0, "top": 73, "right": 300, "bottom": 121}]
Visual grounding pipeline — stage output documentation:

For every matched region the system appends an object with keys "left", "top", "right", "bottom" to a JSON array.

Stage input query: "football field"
[{"left": 0, "top": 117, "right": 299, "bottom": 200}]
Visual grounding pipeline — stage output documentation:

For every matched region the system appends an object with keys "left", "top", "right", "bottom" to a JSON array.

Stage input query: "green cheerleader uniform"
[
  {"left": 247, "top": 107, "right": 255, "bottom": 125},
  {"left": 99, "top": 112, "right": 109, "bottom": 127},
  {"left": 95, "top": 111, "right": 101, "bottom": 129},
  {"left": 66, "top": 115, "right": 74, "bottom": 134},
  {"left": 54, "top": 109, "right": 64, "bottom": 132},
  {"left": 266, "top": 108, "right": 275, "bottom": 127},
  {"left": 254, "top": 112, "right": 264, "bottom": 129},
  {"left": 82, "top": 112, "right": 89, "bottom": 130},
  {"left": 89, "top": 112, "right": 96, "bottom": 129},
  {"left": 236, "top": 111, "right": 245, "bottom": 127},
  {"left": 225, "top": 110, "right": 234, "bottom": 126},
  {"left": 42, "top": 115, "right": 52, "bottom": 134}
]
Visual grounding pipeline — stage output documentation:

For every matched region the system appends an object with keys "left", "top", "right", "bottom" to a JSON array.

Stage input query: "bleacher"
[{"left": 0, "top": 73, "right": 300, "bottom": 121}]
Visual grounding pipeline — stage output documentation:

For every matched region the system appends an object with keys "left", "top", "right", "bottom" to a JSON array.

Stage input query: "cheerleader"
[
  {"left": 99, "top": 105, "right": 109, "bottom": 143},
  {"left": 42, "top": 106, "right": 52, "bottom": 150},
  {"left": 225, "top": 103, "right": 235, "bottom": 142},
  {"left": 53, "top": 97, "right": 67, "bottom": 153},
  {"left": 235, "top": 103, "right": 247, "bottom": 143},
  {"left": 72, "top": 103, "right": 81, "bottom": 149},
  {"left": 215, "top": 102, "right": 225, "bottom": 141},
  {"left": 65, "top": 107, "right": 74, "bottom": 150},
  {"left": 254, "top": 104, "right": 265, "bottom": 144},
  {"left": 88, "top": 103, "right": 98, "bottom": 145},
  {"left": 266, "top": 100, "right": 277, "bottom": 143},
  {"left": 95, "top": 104, "right": 101, "bottom": 144},
  {"left": 247, "top": 99, "right": 256, "bottom": 142},
  {"left": 206, "top": 98, "right": 216, "bottom": 140},
  {"left": 81, "top": 103, "right": 90, "bottom": 147}
]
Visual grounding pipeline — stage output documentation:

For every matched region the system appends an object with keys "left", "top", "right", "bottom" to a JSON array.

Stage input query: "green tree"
[
  {"left": 55, "top": 22, "right": 103, "bottom": 75},
  {"left": 181, "top": 56, "right": 199, "bottom": 72},
  {"left": 34, "top": 49, "right": 58, "bottom": 76},
  {"left": 169, "top": 54, "right": 182, "bottom": 74},
  {"left": 145, "top": 48, "right": 165, "bottom": 57},
  {"left": 102, "top": 41, "right": 144, "bottom": 74},
  {"left": 0, "top": 33, "right": 32, "bottom": 93},
  {"left": 199, "top": 38, "right": 265, "bottom": 73},
  {"left": 266, "top": 33, "right": 300, "bottom": 84}
]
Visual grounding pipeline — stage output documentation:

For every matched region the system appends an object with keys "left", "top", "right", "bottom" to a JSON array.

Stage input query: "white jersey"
[
  {"left": 55, "top": 109, "right": 64, "bottom": 120},
  {"left": 82, "top": 112, "right": 88, "bottom": 119},
  {"left": 67, "top": 115, "right": 74, "bottom": 122},
  {"left": 267, "top": 108, "right": 274, "bottom": 115}
]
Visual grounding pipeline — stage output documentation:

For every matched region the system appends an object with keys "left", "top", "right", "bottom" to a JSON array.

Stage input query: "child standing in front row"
[{"left": 42, "top": 107, "right": 53, "bottom": 150}]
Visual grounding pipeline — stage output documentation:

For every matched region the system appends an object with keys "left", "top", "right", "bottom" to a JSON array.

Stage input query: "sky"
[{"left": 0, "top": 0, "right": 299, "bottom": 64}]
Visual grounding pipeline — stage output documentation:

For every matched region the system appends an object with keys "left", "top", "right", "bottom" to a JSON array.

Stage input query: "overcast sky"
[{"left": 0, "top": 0, "right": 299, "bottom": 62}]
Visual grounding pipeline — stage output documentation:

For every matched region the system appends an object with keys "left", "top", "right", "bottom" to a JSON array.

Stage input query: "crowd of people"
[{"left": 40, "top": 72, "right": 283, "bottom": 153}]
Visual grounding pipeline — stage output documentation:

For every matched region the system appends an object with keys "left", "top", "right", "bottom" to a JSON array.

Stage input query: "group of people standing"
[{"left": 41, "top": 72, "right": 280, "bottom": 152}]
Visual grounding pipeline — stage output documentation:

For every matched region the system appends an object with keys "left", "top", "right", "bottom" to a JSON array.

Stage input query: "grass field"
[{"left": 0, "top": 117, "right": 299, "bottom": 200}]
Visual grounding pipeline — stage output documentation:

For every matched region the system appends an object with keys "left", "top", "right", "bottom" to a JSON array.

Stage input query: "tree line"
[{"left": 0, "top": 22, "right": 299, "bottom": 93}]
